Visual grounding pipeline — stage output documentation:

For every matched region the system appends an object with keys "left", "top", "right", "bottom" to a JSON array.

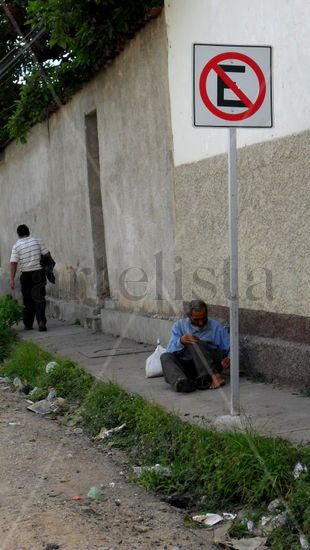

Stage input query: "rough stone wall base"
[
  {"left": 100, "top": 308, "right": 310, "bottom": 388},
  {"left": 242, "top": 335, "right": 310, "bottom": 388},
  {"left": 46, "top": 297, "right": 99, "bottom": 325},
  {"left": 101, "top": 307, "right": 173, "bottom": 347}
]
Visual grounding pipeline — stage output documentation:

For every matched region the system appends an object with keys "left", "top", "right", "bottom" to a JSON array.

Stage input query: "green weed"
[
  {"left": 1, "top": 339, "right": 309, "bottom": 544},
  {"left": 0, "top": 326, "right": 17, "bottom": 363},
  {"left": 1, "top": 341, "right": 52, "bottom": 386},
  {"left": 1, "top": 342, "right": 93, "bottom": 404},
  {"left": 47, "top": 359, "right": 93, "bottom": 403},
  {"left": 0, "top": 295, "right": 24, "bottom": 329},
  {"left": 0, "top": 295, "right": 24, "bottom": 363},
  {"left": 268, "top": 524, "right": 301, "bottom": 549}
]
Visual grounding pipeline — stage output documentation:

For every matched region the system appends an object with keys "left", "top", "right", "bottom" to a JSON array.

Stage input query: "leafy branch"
[{"left": 0, "top": 0, "right": 163, "bottom": 147}]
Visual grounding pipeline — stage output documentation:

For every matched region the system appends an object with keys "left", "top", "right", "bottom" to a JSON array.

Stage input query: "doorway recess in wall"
[{"left": 85, "top": 110, "right": 110, "bottom": 302}]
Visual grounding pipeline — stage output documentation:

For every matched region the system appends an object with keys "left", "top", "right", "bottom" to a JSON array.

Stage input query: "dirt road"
[{"left": 0, "top": 385, "right": 213, "bottom": 550}]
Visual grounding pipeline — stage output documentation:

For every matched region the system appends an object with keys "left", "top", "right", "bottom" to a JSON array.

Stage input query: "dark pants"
[
  {"left": 20, "top": 270, "right": 47, "bottom": 328},
  {"left": 161, "top": 341, "right": 224, "bottom": 389}
]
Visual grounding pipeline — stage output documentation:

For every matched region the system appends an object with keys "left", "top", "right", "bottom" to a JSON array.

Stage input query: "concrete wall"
[
  {"left": 96, "top": 14, "right": 176, "bottom": 315},
  {"left": 165, "top": 0, "right": 310, "bottom": 164},
  {"left": 0, "top": 5, "right": 308, "bottom": 328},
  {"left": 164, "top": 0, "right": 310, "bottom": 320},
  {"left": 0, "top": 101, "right": 98, "bottom": 311},
  {"left": 173, "top": 131, "right": 310, "bottom": 318},
  {"left": 0, "top": 14, "right": 176, "bottom": 318}
]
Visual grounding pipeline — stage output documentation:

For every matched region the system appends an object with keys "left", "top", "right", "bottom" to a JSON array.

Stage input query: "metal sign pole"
[{"left": 228, "top": 127, "right": 240, "bottom": 416}]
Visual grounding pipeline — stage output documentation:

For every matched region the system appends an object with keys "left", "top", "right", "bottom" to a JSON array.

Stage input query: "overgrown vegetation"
[
  {"left": 0, "top": 294, "right": 24, "bottom": 328},
  {"left": 0, "top": 295, "right": 23, "bottom": 361},
  {"left": 0, "top": 0, "right": 164, "bottom": 146},
  {"left": 1, "top": 339, "right": 309, "bottom": 549}
]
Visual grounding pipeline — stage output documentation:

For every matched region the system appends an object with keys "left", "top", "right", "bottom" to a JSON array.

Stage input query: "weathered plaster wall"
[
  {"left": 0, "top": 101, "right": 98, "bottom": 309},
  {"left": 0, "top": 14, "right": 176, "bottom": 317},
  {"left": 174, "top": 131, "right": 310, "bottom": 317},
  {"left": 95, "top": 14, "right": 176, "bottom": 315}
]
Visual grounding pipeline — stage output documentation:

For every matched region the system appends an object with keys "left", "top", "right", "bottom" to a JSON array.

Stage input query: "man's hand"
[
  {"left": 221, "top": 357, "right": 230, "bottom": 370},
  {"left": 180, "top": 333, "right": 198, "bottom": 345},
  {"left": 10, "top": 262, "right": 17, "bottom": 290}
]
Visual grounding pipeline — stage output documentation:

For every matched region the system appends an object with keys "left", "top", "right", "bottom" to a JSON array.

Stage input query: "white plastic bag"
[{"left": 145, "top": 343, "right": 166, "bottom": 378}]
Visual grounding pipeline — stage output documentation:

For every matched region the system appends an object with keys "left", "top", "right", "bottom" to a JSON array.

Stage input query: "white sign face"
[{"left": 193, "top": 44, "right": 272, "bottom": 128}]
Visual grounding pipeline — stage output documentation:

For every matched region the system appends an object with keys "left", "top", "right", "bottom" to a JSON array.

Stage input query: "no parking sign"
[
  {"left": 193, "top": 43, "right": 273, "bottom": 415},
  {"left": 194, "top": 44, "right": 272, "bottom": 127}
]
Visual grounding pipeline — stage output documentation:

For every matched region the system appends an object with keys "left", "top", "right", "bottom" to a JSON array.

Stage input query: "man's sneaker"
[
  {"left": 173, "top": 378, "right": 196, "bottom": 393},
  {"left": 38, "top": 322, "right": 47, "bottom": 332},
  {"left": 24, "top": 326, "right": 33, "bottom": 331}
]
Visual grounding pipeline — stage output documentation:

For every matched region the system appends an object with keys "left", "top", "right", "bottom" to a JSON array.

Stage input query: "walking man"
[
  {"left": 161, "top": 300, "right": 230, "bottom": 392},
  {"left": 10, "top": 224, "right": 52, "bottom": 332}
]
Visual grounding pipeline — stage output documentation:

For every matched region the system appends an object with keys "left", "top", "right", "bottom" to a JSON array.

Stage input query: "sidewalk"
[{"left": 18, "top": 319, "right": 310, "bottom": 445}]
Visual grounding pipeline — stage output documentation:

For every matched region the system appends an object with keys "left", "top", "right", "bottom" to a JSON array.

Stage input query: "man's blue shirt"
[{"left": 166, "top": 317, "right": 230, "bottom": 360}]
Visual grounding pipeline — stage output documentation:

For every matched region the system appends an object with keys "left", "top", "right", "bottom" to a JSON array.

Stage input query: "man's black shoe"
[
  {"left": 38, "top": 322, "right": 47, "bottom": 332},
  {"left": 173, "top": 378, "right": 196, "bottom": 393},
  {"left": 24, "top": 326, "right": 33, "bottom": 331},
  {"left": 195, "top": 375, "right": 211, "bottom": 390}
]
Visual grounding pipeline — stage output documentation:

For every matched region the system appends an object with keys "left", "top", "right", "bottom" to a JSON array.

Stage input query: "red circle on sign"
[{"left": 199, "top": 51, "right": 266, "bottom": 121}]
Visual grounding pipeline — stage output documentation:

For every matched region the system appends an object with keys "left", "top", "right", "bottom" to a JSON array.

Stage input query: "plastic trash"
[
  {"left": 87, "top": 486, "right": 103, "bottom": 500},
  {"left": 192, "top": 513, "right": 223, "bottom": 526},
  {"left": 247, "top": 520, "right": 254, "bottom": 532},
  {"left": 47, "top": 388, "right": 57, "bottom": 401},
  {"left": 71, "top": 495, "right": 82, "bottom": 501},
  {"left": 259, "top": 512, "right": 288, "bottom": 534},
  {"left": 46, "top": 361, "right": 58, "bottom": 374},
  {"left": 94, "top": 424, "right": 126, "bottom": 441},
  {"left": 29, "top": 387, "right": 39, "bottom": 396},
  {"left": 132, "top": 464, "right": 171, "bottom": 477},
  {"left": 145, "top": 343, "right": 166, "bottom": 378},
  {"left": 267, "top": 497, "right": 284, "bottom": 511},
  {"left": 225, "top": 538, "right": 267, "bottom": 550},
  {"left": 300, "top": 535, "right": 309, "bottom": 549},
  {"left": 293, "top": 462, "right": 308, "bottom": 479},
  {"left": 222, "top": 512, "right": 237, "bottom": 520},
  {"left": 13, "top": 377, "right": 24, "bottom": 390},
  {"left": 260, "top": 516, "right": 270, "bottom": 527}
]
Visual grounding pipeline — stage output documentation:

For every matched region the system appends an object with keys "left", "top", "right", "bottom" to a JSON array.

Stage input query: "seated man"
[{"left": 161, "top": 300, "right": 230, "bottom": 393}]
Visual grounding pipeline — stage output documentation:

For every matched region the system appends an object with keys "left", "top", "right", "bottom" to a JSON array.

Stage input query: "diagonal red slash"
[{"left": 211, "top": 61, "right": 253, "bottom": 108}]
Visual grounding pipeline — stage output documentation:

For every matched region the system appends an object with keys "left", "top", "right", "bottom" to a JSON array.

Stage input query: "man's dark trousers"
[
  {"left": 20, "top": 270, "right": 47, "bottom": 328},
  {"left": 161, "top": 340, "right": 225, "bottom": 388}
]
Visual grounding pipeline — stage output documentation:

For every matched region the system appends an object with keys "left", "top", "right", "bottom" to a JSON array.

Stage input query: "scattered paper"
[{"left": 192, "top": 513, "right": 223, "bottom": 526}]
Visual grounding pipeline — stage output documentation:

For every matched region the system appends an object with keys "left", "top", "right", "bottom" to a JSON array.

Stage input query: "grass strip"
[
  {"left": 0, "top": 295, "right": 24, "bottom": 362},
  {"left": 1, "top": 340, "right": 309, "bottom": 547}
]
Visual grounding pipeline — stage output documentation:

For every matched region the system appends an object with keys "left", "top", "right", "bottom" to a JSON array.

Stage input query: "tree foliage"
[{"left": 0, "top": 0, "right": 163, "bottom": 147}]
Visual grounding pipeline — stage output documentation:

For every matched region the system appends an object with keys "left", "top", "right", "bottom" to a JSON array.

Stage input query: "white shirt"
[{"left": 10, "top": 236, "right": 48, "bottom": 272}]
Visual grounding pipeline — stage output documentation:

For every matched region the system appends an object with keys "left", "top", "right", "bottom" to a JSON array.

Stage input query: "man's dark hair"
[
  {"left": 17, "top": 224, "right": 30, "bottom": 237},
  {"left": 186, "top": 299, "right": 208, "bottom": 316}
]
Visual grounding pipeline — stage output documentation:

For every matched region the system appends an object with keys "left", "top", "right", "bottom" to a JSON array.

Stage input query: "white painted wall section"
[{"left": 165, "top": 0, "right": 310, "bottom": 165}]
